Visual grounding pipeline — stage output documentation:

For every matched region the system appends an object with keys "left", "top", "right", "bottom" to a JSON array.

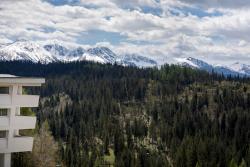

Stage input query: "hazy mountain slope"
[{"left": 176, "top": 57, "right": 250, "bottom": 77}]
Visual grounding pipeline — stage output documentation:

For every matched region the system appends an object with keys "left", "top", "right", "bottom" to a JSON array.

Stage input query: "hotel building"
[{"left": 0, "top": 74, "right": 45, "bottom": 167}]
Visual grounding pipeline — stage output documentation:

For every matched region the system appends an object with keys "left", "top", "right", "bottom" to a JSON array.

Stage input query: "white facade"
[{"left": 0, "top": 74, "right": 45, "bottom": 167}]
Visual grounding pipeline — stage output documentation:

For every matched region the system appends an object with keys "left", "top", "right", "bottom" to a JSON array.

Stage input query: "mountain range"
[
  {"left": 0, "top": 41, "right": 249, "bottom": 77},
  {"left": 0, "top": 40, "right": 157, "bottom": 67}
]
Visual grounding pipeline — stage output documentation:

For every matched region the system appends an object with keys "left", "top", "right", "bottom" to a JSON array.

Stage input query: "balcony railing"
[
  {"left": 10, "top": 136, "right": 34, "bottom": 153},
  {"left": 0, "top": 116, "right": 9, "bottom": 130},
  {"left": 0, "top": 116, "right": 36, "bottom": 131},
  {"left": 0, "top": 137, "right": 34, "bottom": 153},
  {"left": 13, "top": 95, "right": 40, "bottom": 107},
  {"left": 0, "top": 95, "right": 11, "bottom": 107},
  {"left": 0, "top": 138, "right": 7, "bottom": 153},
  {"left": 13, "top": 116, "right": 36, "bottom": 129},
  {"left": 11, "top": 136, "right": 34, "bottom": 153},
  {"left": 0, "top": 94, "right": 40, "bottom": 108}
]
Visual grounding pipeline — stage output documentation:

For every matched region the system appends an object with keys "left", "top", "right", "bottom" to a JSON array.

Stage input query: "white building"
[{"left": 0, "top": 74, "right": 45, "bottom": 167}]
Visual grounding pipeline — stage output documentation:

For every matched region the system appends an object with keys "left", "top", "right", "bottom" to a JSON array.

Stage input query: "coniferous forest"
[{"left": 1, "top": 61, "right": 250, "bottom": 167}]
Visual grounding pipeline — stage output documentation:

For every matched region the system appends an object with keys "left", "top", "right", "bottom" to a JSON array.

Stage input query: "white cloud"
[
  {"left": 111, "top": 0, "right": 158, "bottom": 8},
  {"left": 177, "top": 0, "right": 250, "bottom": 9},
  {"left": 0, "top": 0, "right": 250, "bottom": 65}
]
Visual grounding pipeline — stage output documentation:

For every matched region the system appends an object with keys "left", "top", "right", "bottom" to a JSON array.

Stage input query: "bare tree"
[{"left": 32, "top": 121, "right": 58, "bottom": 167}]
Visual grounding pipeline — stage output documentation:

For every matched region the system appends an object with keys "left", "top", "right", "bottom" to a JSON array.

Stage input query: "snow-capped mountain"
[
  {"left": 0, "top": 40, "right": 57, "bottom": 63},
  {"left": 1, "top": 41, "right": 249, "bottom": 76},
  {"left": 85, "top": 47, "right": 117, "bottom": 64},
  {"left": 118, "top": 54, "right": 158, "bottom": 67},
  {"left": 44, "top": 44, "right": 115, "bottom": 63},
  {"left": 229, "top": 62, "right": 250, "bottom": 76},
  {"left": 175, "top": 57, "right": 214, "bottom": 71},
  {"left": 176, "top": 57, "right": 250, "bottom": 77},
  {"left": 0, "top": 41, "right": 158, "bottom": 67}
]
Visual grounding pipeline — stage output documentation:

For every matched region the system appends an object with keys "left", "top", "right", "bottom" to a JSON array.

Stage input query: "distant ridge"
[{"left": 176, "top": 57, "right": 250, "bottom": 77}]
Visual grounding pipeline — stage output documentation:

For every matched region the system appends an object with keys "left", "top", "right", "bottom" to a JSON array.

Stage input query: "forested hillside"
[{"left": 1, "top": 61, "right": 249, "bottom": 167}]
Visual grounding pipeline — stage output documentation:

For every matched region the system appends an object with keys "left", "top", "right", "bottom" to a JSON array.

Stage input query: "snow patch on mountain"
[
  {"left": 86, "top": 47, "right": 116, "bottom": 64},
  {"left": 175, "top": 57, "right": 199, "bottom": 68},
  {"left": 118, "top": 54, "right": 158, "bottom": 67}
]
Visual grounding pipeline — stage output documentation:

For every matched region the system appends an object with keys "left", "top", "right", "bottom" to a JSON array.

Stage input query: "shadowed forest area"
[{"left": 0, "top": 61, "right": 249, "bottom": 167}]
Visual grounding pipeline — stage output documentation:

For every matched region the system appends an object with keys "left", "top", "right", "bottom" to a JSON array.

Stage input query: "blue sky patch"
[
  {"left": 44, "top": 0, "right": 80, "bottom": 6},
  {"left": 77, "top": 30, "right": 127, "bottom": 45},
  {"left": 140, "top": 6, "right": 163, "bottom": 17},
  {"left": 171, "top": 6, "right": 223, "bottom": 18},
  {"left": 43, "top": 26, "right": 56, "bottom": 33}
]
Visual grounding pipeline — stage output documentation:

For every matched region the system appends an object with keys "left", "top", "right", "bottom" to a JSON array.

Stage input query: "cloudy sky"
[{"left": 0, "top": 0, "right": 250, "bottom": 65}]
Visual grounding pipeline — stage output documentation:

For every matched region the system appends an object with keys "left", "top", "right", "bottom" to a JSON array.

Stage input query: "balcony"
[
  {"left": 0, "top": 94, "right": 40, "bottom": 108},
  {"left": 13, "top": 116, "right": 36, "bottom": 130},
  {"left": 0, "top": 137, "right": 34, "bottom": 153},
  {"left": 0, "top": 117, "right": 9, "bottom": 130},
  {"left": 13, "top": 95, "right": 40, "bottom": 107},
  {"left": 10, "top": 137, "right": 34, "bottom": 153},
  {"left": 0, "top": 116, "right": 36, "bottom": 130},
  {"left": 0, "top": 95, "right": 11, "bottom": 107},
  {"left": 0, "top": 138, "right": 7, "bottom": 153}
]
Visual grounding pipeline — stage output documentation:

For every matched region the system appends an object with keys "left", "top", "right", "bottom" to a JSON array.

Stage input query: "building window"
[
  {"left": 0, "top": 109, "right": 8, "bottom": 116},
  {"left": 0, "top": 87, "right": 9, "bottom": 94},
  {"left": 0, "top": 131, "right": 6, "bottom": 138}
]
